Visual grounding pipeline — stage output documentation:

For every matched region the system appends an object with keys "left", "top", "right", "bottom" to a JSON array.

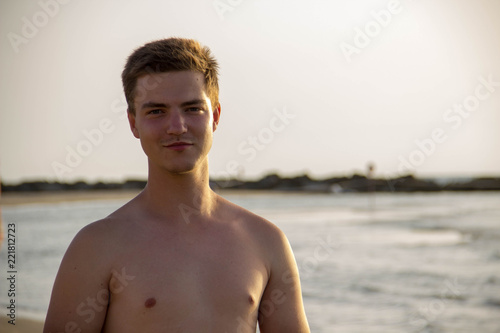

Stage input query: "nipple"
[{"left": 145, "top": 297, "right": 157, "bottom": 308}]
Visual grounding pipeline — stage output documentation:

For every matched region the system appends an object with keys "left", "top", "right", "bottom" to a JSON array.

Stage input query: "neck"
[{"left": 139, "top": 160, "right": 218, "bottom": 224}]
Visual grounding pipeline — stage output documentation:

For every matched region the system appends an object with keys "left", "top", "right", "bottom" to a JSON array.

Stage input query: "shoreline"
[
  {"left": 0, "top": 189, "right": 295, "bottom": 206},
  {"left": 0, "top": 189, "right": 141, "bottom": 206},
  {"left": 0, "top": 317, "right": 44, "bottom": 333}
]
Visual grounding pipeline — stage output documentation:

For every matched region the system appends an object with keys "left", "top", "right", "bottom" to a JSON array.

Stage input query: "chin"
[
  {"left": 163, "top": 160, "right": 201, "bottom": 175},
  {"left": 166, "top": 167, "right": 196, "bottom": 175}
]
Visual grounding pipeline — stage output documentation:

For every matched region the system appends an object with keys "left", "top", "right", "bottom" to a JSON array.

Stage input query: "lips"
[{"left": 165, "top": 141, "right": 193, "bottom": 151}]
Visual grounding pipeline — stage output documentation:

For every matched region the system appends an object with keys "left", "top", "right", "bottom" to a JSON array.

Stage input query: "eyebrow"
[
  {"left": 140, "top": 99, "right": 207, "bottom": 110},
  {"left": 140, "top": 102, "right": 167, "bottom": 110}
]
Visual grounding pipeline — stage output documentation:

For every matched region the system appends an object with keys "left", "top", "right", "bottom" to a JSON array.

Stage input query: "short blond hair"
[{"left": 122, "top": 38, "right": 220, "bottom": 114}]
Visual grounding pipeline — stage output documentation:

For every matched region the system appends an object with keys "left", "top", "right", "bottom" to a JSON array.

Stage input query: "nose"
[{"left": 167, "top": 110, "right": 187, "bottom": 136}]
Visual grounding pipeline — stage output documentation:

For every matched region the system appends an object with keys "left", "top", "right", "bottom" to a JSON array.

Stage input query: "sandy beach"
[
  {"left": 0, "top": 317, "right": 44, "bottom": 333},
  {"left": 0, "top": 189, "right": 263, "bottom": 207},
  {"left": 0, "top": 189, "right": 141, "bottom": 206}
]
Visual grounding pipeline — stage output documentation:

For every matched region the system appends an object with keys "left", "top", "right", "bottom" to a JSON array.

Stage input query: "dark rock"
[{"left": 2, "top": 174, "right": 499, "bottom": 193}]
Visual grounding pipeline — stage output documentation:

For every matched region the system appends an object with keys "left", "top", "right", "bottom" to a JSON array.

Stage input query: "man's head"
[{"left": 122, "top": 38, "right": 220, "bottom": 115}]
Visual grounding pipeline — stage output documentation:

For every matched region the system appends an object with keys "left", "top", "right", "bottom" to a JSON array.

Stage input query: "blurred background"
[{"left": 1, "top": 0, "right": 499, "bottom": 184}]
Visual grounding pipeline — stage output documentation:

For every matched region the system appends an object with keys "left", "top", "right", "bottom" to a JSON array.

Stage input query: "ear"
[
  {"left": 128, "top": 110, "right": 140, "bottom": 138},
  {"left": 212, "top": 103, "right": 221, "bottom": 132}
]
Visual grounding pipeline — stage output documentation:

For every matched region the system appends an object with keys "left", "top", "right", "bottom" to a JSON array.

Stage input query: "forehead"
[{"left": 134, "top": 71, "right": 208, "bottom": 105}]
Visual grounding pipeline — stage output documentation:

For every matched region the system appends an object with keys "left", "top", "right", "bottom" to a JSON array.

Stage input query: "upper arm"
[
  {"left": 258, "top": 227, "right": 310, "bottom": 333},
  {"left": 44, "top": 222, "right": 111, "bottom": 333}
]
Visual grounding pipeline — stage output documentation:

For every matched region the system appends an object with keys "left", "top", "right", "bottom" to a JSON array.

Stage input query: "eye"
[
  {"left": 148, "top": 109, "right": 163, "bottom": 115},
  {"left": 186, "top": 107, "right": 203, "bottom": 112}
]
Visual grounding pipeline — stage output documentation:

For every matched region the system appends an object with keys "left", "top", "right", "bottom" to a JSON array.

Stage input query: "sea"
[{"left": 1, "top": 191, "right": 499, "bottom": 332}]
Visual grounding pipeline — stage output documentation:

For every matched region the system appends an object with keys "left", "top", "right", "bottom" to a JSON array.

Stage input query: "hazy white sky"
[{"left": 1, "top": 0, "right": 499, "bottom": 183}]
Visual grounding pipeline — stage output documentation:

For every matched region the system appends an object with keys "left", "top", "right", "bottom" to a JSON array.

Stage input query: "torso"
[{"left": 98, "top": 196, "right": 271, "bottom": 332}]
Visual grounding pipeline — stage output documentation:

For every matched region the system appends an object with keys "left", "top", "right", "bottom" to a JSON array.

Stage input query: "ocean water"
[{"left": 1, "top": 191, "right": 499, "bottom": 332}]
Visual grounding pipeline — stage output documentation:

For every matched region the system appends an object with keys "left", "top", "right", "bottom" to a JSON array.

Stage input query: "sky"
[{"left": 1, "top": 0, "right": 499, "bottom": 184}]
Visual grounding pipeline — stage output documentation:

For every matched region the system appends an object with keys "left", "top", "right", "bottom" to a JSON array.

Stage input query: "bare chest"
[{"left": 103, "top": 224, "right": 268, "bottom": 332}]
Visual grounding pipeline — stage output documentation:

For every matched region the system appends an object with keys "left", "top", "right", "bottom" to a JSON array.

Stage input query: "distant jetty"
[{"left": 2, "top": 174, "right": 500, "bottom": 193}]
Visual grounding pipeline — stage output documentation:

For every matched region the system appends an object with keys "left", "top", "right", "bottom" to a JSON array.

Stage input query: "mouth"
[{"left": 165, "top": 141, "right": 193, "bottom": 151}]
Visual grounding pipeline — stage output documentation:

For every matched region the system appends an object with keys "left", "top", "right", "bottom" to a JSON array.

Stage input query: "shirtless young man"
[{"left": 44, "top": 38, "right": 310, "bottom": 333}]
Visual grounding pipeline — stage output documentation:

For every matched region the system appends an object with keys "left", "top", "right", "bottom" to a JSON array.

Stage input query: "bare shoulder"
[
  {"left": 218, "top": 194, "right": 285, "bottom": 234},
  {"left": 216, "top": 194, "right": 291, "bottom": 257},
  {"left": 44, "top": 201, "right": 137, "bottom": 332},
  {"left": 59, "top": 216, "right": 124, "bottom": 281},
  {"left": 64, "top": 197, "right": 141, "bottom": 271},
  {"left": 73, "top": 205, "right": 130, "bottom": 251}
]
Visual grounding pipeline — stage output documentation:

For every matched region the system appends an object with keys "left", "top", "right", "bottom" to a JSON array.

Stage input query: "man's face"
[{"left": 128, "top": 71, "right": 220, "bottom": 175}]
